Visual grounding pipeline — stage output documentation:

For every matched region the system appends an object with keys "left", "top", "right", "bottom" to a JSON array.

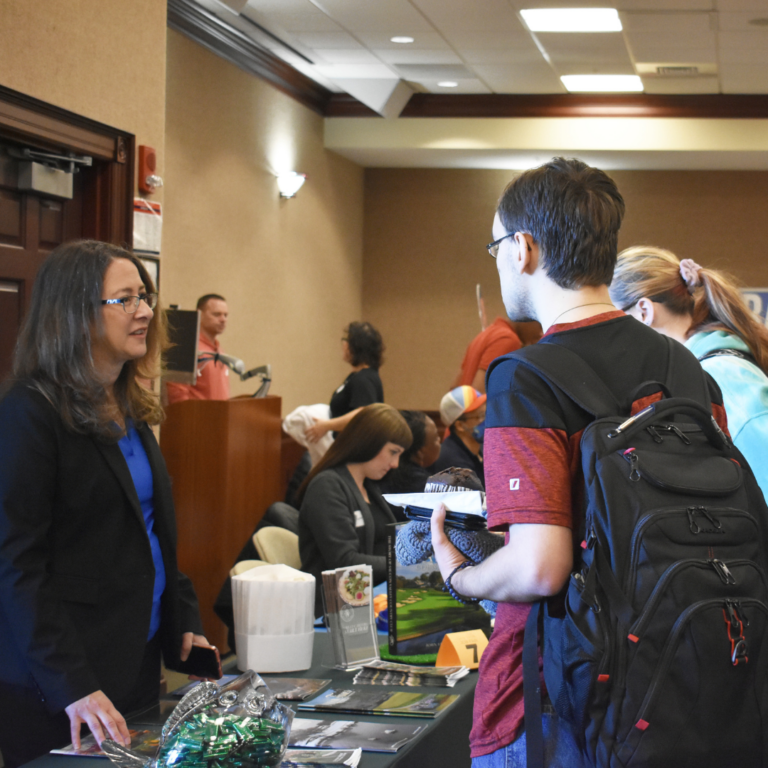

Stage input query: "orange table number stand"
[{"left": 436, "top": 628, "right": 489, "bottom": 669}]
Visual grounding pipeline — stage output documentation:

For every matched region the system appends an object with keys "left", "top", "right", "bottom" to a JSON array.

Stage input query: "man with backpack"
[{"left": 430, "top": 158, "right": 766, "bottom": 768}]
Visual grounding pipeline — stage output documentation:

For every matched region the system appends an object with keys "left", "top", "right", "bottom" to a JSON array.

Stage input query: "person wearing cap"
[{"left": 432, "top": 385, "right": 486, "bottom": 486}]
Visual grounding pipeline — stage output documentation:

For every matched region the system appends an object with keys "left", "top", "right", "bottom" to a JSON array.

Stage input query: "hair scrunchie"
[{"left": 679, "top": 258, "right": 703, "bottom": 293}]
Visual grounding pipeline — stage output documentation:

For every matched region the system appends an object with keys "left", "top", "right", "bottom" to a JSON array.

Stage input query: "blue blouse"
[{"left": 118, "top": 423, "right": 166, "bottom": 641}]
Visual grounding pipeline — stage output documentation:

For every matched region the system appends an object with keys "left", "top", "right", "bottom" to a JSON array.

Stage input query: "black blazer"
[
  {"left": 299, "top": 465, "right": 395, "bottom": 615},
  {"left": 0, "top": 382, "right": 202, "bottom": 715}
]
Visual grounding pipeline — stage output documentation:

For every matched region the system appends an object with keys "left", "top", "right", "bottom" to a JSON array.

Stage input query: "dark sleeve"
[
  {"left": 346, "top": 370, "right": 383, "bottom": 410},
  {"left": 0, "top": 387, "right": 99, "bottom": 712},
  {"left": 176, "top": 572, "right": 204, "bottom": 636},
  {"left": 300, "top": 472, "right": 387, "bottom": 582}
]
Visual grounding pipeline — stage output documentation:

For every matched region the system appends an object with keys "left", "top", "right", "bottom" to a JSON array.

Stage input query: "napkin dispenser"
[{"left": 232, "top": 564, "right": 315, "bottom": 673}]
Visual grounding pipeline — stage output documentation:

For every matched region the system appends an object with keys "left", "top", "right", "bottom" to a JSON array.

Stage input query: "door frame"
[{"left": 0, "top": 84, "right": 134, "bottom": 247}]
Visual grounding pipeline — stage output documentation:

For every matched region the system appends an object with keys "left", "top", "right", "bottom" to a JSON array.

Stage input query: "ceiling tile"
[
  {"left": 411, "top": 0, "right": 526, "bottom": 33},
  {"left": 555, "top": 60, "right": 637, "bottom": 75},
  {"left": 314, "top": 63, "right": 398, "bottom": 79},
  {"left": 641, "top": 75, "right": 720, "bottom": 93},
  {"left": 461, "top": 47, "right": 549, "bottom": 64},
  {"left": 420, "top": 79, "right": 493, "bottom": 94},
  {"left": 311, "top": 0, "right": 434, "bottom": 33},
  {"left": 293, "top": 31, "right": 364, "bottom": 48},
  {"left": 719, "top": 62, "right": 768, "bottom": 91},
  {"left": 716, "top": 0, "right": 768, "bottom": 10},
  {"left": 312, "top": 48, "right": 385, "bottom": 64},
  {"left": 242, "top": 0, "right": 341, "bottom": 33},
  {"left": 472, "top": 63, "right": 564, "bottom": 93},
  {"left": 354, "top": 30, "right": 451, "bottom": 49},
  {"left": 440, "top": 27, "right": 538, "bottom": 49},
  {"left": 394, "top": 64, "right": 475, "bottom": 79},
  {"left": 536, "top": 32, "right": 634, "bottom": 67},
  {"left": 631, "top": 47, "right": 717, "bottom": 63},
  {"left": 718, "top": 11, "right": 768, "bottom": 30},
  {"left": 375, "top": 49, "right": 464, "bottom": 65},
  {"left": 621, "top": 12, "right": 716, "bottom": 55},
  {"left": 514, "top": 0, "right": 714, "bottom": 9},
  {"left": 719, "top": 28, "right": 768, "bottom": 53}
]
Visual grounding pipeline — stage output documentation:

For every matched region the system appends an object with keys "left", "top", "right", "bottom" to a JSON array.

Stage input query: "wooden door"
[{"left": 0, "top": 85, "right": 134, "bottom": 381}]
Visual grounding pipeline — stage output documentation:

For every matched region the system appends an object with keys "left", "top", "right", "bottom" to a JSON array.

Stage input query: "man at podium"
[{"left": 167, "top": 294, "right": 231, "bottom": 403}]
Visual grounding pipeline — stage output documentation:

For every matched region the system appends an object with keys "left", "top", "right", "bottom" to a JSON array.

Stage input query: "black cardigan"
[
  {"left": 0, "top": 382, "right": 202, "bottom": 714},
  {"left": 299, "top": 465, "right": 395, "bottom": 615}
]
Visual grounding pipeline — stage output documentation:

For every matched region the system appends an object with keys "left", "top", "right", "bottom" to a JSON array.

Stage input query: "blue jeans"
[{"left": 472, "top": 709, "right": 586, "bottom": 768}]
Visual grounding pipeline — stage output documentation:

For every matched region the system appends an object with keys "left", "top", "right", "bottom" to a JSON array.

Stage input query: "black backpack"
[{"left": 514, "top": 339, "right": 768, "bottom": 768}]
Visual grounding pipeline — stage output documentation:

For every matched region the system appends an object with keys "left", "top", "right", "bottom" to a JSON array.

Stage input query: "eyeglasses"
[
  {"left": 101, "top": 293, "right": 158, "bottom": 313},
  {"left": 487, "top": 232, "right": 516, "bottom": 259}
]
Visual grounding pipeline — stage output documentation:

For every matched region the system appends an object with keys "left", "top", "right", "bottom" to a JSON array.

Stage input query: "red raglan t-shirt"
[{"left": 469, "top": 311, "right": 728, "bottom": 758}]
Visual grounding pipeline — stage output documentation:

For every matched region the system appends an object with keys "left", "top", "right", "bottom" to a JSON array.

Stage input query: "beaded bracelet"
[{"left": 444, "top": 560, "right": 479, "bottom": 605}]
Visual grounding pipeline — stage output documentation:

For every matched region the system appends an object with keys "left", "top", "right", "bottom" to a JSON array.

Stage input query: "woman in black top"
[
  {"left": 376, "top": 411, "right": 442, "bottom": 519},
  {"left": 296, "top": 404, "right": 411, "bottom": 615},
  {"left": 305, "top": 321, "right": 384, "bottom": 443}
]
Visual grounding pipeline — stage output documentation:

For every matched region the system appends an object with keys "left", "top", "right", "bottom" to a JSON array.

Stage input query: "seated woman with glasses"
[
  {"left": 609, "top": 245, "right": 768, "bottom": 499},
  {"left": 296, "top": 404, "right": 412, "bottom": 616},
  {"left": 0, "top": 240, "right": 208, "bottom": 766},
  {"left": 304, "top": 321, "right": 385, "bottom": 444},
  {"left": 432, "top": 386, "right": 486, "bottom": 488}
]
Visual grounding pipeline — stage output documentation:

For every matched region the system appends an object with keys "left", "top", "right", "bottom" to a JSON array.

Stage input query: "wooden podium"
[{"left": 160, "top": 395, "right": 282, "bottom": 650}]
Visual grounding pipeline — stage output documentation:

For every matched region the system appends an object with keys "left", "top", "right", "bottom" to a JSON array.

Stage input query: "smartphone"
[{"left": 176, "top": 644, "right": 222, "bottom": 679}]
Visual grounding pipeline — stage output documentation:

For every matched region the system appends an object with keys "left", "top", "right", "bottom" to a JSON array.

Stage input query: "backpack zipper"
[
  {"left": 630, "top": 559, "right": 765, "bottom": 638},
  {"left": 631, "top": 598, "right": 768, "bottom": 727}
]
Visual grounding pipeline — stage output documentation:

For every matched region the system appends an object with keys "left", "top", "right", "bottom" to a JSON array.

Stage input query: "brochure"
[
  {"left": 264, "top": 677, "right": 333, "bottom": 701},
  {"left": 386, "top": 522, "right": 491, "bottom": 656},
  {"left": 298, "top": 687, "right": 458, "bottom": 718},
  {"left": 289, "top": 717, "right": 427, "bottom": 753},
  {"left": 322, "top": 564, "right": 379, "bottom": 669},
  {"left": 353, "top": 659, "right": 469, "bottom": 687},
  {"left": 282, "top": 747, "right": 361, "bottom": 767},
  {"left": 51, "top": 727, "right": 162, "bottom": 757}
]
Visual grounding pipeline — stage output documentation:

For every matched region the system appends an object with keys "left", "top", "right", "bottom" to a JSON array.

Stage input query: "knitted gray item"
[{"left": 395, "top": 520, "right": 504, "bottom": 616}]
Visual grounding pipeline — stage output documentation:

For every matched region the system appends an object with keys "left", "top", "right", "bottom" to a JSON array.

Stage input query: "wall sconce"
[{"left": 277, "top": 172, "right": 306, "bottom": 198}]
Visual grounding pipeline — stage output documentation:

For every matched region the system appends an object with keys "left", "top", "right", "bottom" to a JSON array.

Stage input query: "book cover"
[
  {"left": 298, "top": 687, "right": 458, "bottom": 718},
  {"left": 264, "top": 677, "right": 332, "bottom": 701},
  {"left": 282, "top": 747, "right": 361, "bottom": 767},
  {"left": 289, "top": 717, "right": 426, "bottom": 753},
  {"left": 387, "top": 523, "right": 491, "bottom": 656}
]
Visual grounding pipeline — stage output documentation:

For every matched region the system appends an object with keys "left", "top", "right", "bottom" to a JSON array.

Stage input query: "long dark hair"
[
  {"left": 12, "top": 239, "right": 167, "bottom": 438},
  {"left": 296, "top": 403, "right": 412, "bottom": 505}
]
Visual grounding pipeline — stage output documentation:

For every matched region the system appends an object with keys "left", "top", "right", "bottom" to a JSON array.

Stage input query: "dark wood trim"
[
  {"left": 400, "top": 93, "right": 768, "bottom": 119},
  {"left": 0, "top": 85, "right": 121, "bottom": 159},
  {"left": 0, "top": 84, "right": 134, "bottom": 246},
  {"left": 168, "top": 0, "right": 334, "bottom": 116},
  {"left": 325, "top": 93, "right": 381, "bottom": 118}
]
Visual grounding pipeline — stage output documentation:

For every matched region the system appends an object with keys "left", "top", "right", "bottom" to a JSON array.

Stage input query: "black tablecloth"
[{"left": 21, "top": 632, "right": 476, "bottom": 768}]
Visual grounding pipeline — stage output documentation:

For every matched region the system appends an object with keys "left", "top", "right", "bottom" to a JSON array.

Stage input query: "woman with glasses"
[
  {"left": 305, "top": 321, "right": 385, "bottom": 444},
  {"left": 609, "top": 245, "right": 768, "bottom": 498},
  {"left": 296, "top": 404, "right": 411, "bottom": 617},
  {"left": 0, "top": 240, "right": 207, "bottom": 766}
]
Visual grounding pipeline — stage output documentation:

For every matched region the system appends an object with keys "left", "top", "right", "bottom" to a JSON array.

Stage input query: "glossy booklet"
[{"left": 298, "top": 687, "right": 458, "bottom": 718}]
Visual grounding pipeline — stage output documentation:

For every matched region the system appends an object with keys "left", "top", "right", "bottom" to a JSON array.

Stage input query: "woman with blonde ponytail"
[{"left": 610, "top": 245, "right": 768, "bottom": 497}]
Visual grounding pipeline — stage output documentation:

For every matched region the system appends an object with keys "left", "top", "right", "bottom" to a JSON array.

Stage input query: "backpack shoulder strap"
[
  {"left": 663, "top": 336, "right": 713, "bottom": 408},
  {"left": 510, "top": 342, "right": 622, "bottom": 419}
]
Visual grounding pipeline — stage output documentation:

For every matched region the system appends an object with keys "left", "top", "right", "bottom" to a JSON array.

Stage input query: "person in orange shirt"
[
  {"left": 166, "top": 294, "right": 230, "bottom": 403},
  {"left": 453, "top": 317, "right": 522, "bottom": 394}
]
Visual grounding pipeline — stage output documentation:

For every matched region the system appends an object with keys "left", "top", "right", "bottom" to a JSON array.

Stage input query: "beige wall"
[
  {"left": 163, "top": 31, "right": 365, "bottom": 411},
  {"left": 0, "top": 0, "right": 167, "bottom": 195},
  {"left": 364, "top": 168, "right": 768, "bottom": 411}
]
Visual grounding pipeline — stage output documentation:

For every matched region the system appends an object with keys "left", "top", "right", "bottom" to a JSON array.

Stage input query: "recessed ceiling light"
[
  {"left": 390, "top": 36, "right": 415, "bottom": 44},
  {"left": 521, "top": 8, "right": 622, "bottom": 32},
  {"left": 437, "top": 81, "right": 458, "bottom": 88},
  {"left": 561, "top": 75, "right": 642, "bottom": 92}
]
